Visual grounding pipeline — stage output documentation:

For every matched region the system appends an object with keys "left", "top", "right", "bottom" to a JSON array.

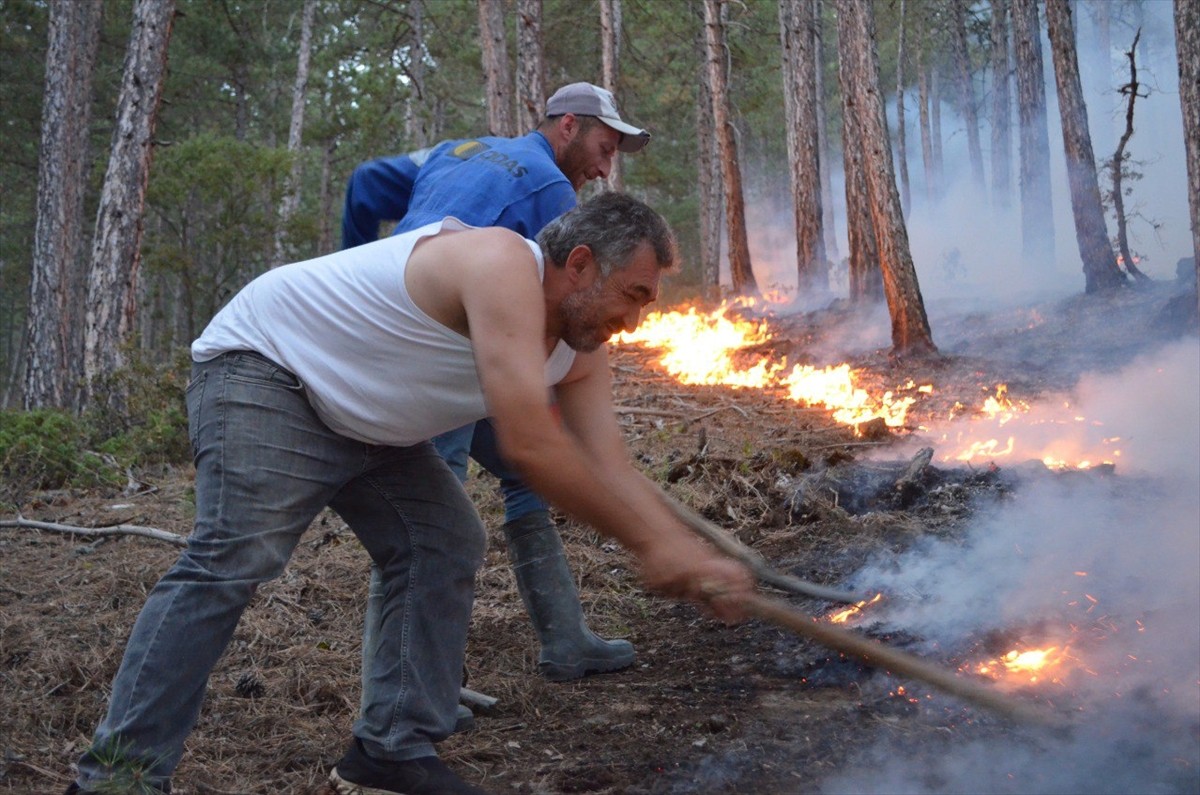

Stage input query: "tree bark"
[
  {"left": 1044, "top": 0, "right": 1125, "bottom": 293},
  {"left": 599, "top": 0, "right": 623, "bottom": 191},
  {"left": 478, "top": 0, "right": 516, "bottom": 137},
  {"left": 704, "top": 0, "right": 757, "bottom": 295},
  {"left": 950, "top": 0, "right": 985, "bottom": 191},
  {"left": 916, "top": 31, "right": 937, "bottom": 204},
  {"left": 894, "top": 0, "right": 911, "bottom": 214},
  {"left": 930, "top": 63, "right": 945, "bottom": 191},
  {"left": 836, "top": 0, "right": 936, "bottom": 355},
  {"left": 24, "top": 0, "right": 102, "bottom": 411},
  {"left": 83, "top": 0, "right": 177, "bottom": 407},
  {"left": 841, "top": 55, "right": 882, "bottom": 304},
  {"left": 990, "top": 0, "right": 1013, "bottom": 208},
  {"left": 274, "top": 0, "right": 316, "bottom": 265},
  {"left": 517, "top": 0, "right": 545, "bottom": 134},
  {"left": 1012, "top": 0, "right": 1055, "bottom": 263},
  {"left": 405, "top": 0, "right": 430, "bottom": 147},
  {"left": 696, "top": 21, "right": 722, "bottom": 292},
  {"left": 1176, "top": 0, "right": 1200, "bottom": 314},
  {"left": 779, "top": 0, "right": 827, "bottom": 295},
  {"left": 814, "top": 0, "right": 840, "bottom": 263}
]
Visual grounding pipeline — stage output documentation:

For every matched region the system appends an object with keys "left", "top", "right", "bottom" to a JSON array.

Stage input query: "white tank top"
[{"left": 191, "top": 218, "right": 576, "bottom": 446}]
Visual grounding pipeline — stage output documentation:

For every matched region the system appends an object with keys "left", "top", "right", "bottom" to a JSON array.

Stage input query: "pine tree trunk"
[
  {"left": 1044, "top": 0, "right": 1122, "bottom": 292},
  {"left": 841, "top": 67, "right": 881, "bottom": 304},
  {"left": 24, "top": 0, "right": 102, "bottom": 411},
  {"left": 950, "top": 0, "right": 985, "bottom": 191},
  {"left": 814, "top": 0, "right": 839, "bottom": 263},
  {"left": 836, "top": 0, "right": 935, "bottom": 355},
  {"left": 83, "top": 0, "right": 177, "bottom": 407},
  {"left": 779, "top": 0, "right": 827, "bottom": 294},
  {"left": 599, "top": 0, "right": 623, "bottom": 191},
  {"left": 696, "top": 22, "right": 722, "bottom": 292},
  {"left": 478, "top": 0, "right": 515, "bottom": 137},
  {"left": 895, "top": 0, "right": 911, "bottom": 214},
  {"left": 405, "top": 0, "right": 430, "bottom": 147},
  {"left": 916, "top": 34, "right": 937, "bottom": 203},
  {"left": 274, "top": 0, "right": 316, "bottom": 265},
  {"left": 517, "top": 0, "right": 545, "bottom": 134},
  {"left": 704, "top": 0, "right": 757, "bottom": 295},
  {"left": 1175, "top": 0, "right": 1200, "bottom": 314},
  {"left": 1012, "top": 0, "right": 1055, "bottom": 263},
  {"left": 990, "top": 0, "right": 1013, "bottom": 208},
  {"left": 930, "top": 66, "right": 945, "bottom": 189}
]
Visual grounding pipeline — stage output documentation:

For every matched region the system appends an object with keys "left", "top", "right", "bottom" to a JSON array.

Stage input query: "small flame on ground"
[
  {"left": 827, "top": 593, "right": 884, "bottom": 624},
  {"left": 971, "top": 645, "right": 1070, "bottom": 684}
]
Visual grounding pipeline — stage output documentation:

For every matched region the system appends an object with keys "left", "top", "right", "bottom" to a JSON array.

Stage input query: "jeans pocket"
[{"left": 226, "top": 352, "right": 303, "bottom": 390}]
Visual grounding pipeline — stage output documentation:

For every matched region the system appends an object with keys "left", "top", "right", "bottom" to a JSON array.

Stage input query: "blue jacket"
[{"left": 341, "top": 132, "right": 576, "bottom": 248}]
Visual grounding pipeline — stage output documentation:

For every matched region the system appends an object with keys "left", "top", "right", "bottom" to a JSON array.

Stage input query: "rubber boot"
[{"left": 504, "top": 511, "right": 635, "bottom": 681}]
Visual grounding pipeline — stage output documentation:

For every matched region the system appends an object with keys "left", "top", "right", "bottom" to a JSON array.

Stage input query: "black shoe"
[{"left": 329, "top": 740, "right": 489, "bottom": 794}]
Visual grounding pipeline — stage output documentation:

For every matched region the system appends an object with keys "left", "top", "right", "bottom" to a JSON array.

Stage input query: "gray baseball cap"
[{"left": 545, "top": 82, "right": 651, "bottom": 153}]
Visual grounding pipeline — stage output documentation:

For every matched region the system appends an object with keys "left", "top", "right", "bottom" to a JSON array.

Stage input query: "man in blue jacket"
[{"left": 342, "top": 84, "right": 651, "bottom": 703}]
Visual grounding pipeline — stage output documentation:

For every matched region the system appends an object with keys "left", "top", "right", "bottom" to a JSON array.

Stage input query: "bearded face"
[{"left": 557, "top": 280, "right": 614, "bottom": 353}]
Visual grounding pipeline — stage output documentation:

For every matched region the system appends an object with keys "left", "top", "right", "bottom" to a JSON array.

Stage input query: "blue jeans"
[
  {"left": 78, "top": 351, "right": 486, "bottom": 789},
  {"left": 432, "top": 418, "right": 546, "bottom": 521}
]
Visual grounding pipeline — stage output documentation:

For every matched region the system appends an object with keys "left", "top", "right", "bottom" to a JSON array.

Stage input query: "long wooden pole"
[{"left": 741, "top": 592, "right": 1062, "bottom": 726}]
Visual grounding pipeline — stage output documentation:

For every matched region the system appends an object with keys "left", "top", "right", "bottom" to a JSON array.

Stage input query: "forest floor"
[{"left": 1, "top": 278, "right": 1197, "bottom": 795}]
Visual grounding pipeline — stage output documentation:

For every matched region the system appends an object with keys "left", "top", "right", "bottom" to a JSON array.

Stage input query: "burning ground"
[{"left": 2, "top": 280, "right": 1197, "bottom": 794}]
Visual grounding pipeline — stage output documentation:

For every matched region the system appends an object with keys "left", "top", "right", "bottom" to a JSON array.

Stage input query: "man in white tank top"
[{"left": 68, "top": 193, "right": 754, "bottom": 795}]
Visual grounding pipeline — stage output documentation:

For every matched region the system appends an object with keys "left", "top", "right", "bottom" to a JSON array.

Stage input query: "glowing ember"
[
  {"left": 972, "top": 645, "right": 1070, "bottom": 684},
  {"left": 827, "top": 593, "right": 884, "bottom": 624}
]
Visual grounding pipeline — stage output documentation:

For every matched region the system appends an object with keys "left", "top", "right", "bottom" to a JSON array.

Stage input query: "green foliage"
[
  {"left": 78, "top": 737, "right": 166, "bottom": 795},
  {"left": 0, "top": 348, "right": 192, "bottom": 507}
]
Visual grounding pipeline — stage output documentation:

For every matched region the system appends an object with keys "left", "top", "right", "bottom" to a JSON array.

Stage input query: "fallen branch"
[
  {"left": 741, "top": 592, "right": 1062, "bottom": 726},
  {"left": 662, "top": 494, "right": 865, "bottom": 604},
  {"left": 0, "top": 517, "right": 187, "bottom": 547}
]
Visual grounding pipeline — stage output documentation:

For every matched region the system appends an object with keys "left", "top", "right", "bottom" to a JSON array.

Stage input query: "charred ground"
[{"left": 2, "top": 280, "right": 1196, "bottom": 794}]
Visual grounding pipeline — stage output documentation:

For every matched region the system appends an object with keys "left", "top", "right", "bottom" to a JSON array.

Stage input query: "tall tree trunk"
[
  {"left": 836, "top": 0, "right": 935, "bottom": 355},
  {"left": 779, "top": 0, "right": 827, "bottom": 294},
  {"left": 318, "top": 139, "right": 336, "bottom": 254},
  {"left": 930, "top": 65, "right": 945, "bottom": 191},
  {"left": 814, "top": 0, "right": 839, "bottom": 263},
  {"left": 1012, "top": 0, "right": 1055, "bottom": 263},
  {"left": 841, "top": 56, "right": 882, "bottom": 305},
  {"left": 599, "top": 0, "right": 623, "bottom": 191},
  {"left": 916, "top": 33, "right": 937, "bottom": 204},
  {"left": 274, "top": 0, "right": 316, "bottom": 265},
  {"left": 83, "top": 0, "right": 176, "bottom": 407},
  {"left": 1044, "top": 0, "right": 1122, "bottom": 292},
  {"left": 895, "top": 0, "right": 911, "bottom": 214},
  {"left": 24, "top": 0, "right": 102, "bottom": 411},
  {"left": 517, "top": 0, "right": 545, "bottom": 134},
  {"left": 990, "top": 0, "right": 1013, "bottom": 209},
  {"left": 950, "top": 0, "right": 985, "bottom": 191},
  {"left": 1174, "top": 0, "right": 1200, "bottom": 314},
  {"left": 478, "top": 0, "right": 516, "bottom": 137},
  {"left": 696, "top": 22, "right": 722, "bottom": 292},
  {"left": 704, "top": 0, "right": 757, "bottom": 295},
  {"left": 405, "top": 0, "right": 430, "bottom": 147}
]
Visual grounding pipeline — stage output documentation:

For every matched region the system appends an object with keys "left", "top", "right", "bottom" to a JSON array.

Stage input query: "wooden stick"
[
  {"left": 0, "top": 517, "right": 187, "bottom": 547},
  {"left": 742, "top": 592, "right": 1062, "bottom": 726},
  {"left": 662, "top": 494, "right": 866, "bottom": 604}
]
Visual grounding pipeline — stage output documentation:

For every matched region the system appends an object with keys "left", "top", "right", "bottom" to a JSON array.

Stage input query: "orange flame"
[
  {"left": 828, "top": 593, "right": 884, "bottom": 624},
  {"left": 971, "top": 645, "right": 1070, "bottom": 684}
]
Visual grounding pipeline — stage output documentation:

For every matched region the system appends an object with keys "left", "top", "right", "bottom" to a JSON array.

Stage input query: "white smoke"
[{"left": 822, "top": 337, "right": 1200, "bottom": 794}]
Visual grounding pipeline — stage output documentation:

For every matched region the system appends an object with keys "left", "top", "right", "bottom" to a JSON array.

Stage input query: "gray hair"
[{"left": 537, "top": 192, "right": 677, "bottom": 276}]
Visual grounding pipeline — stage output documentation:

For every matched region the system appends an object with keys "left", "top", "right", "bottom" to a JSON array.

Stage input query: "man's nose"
[{"left": 620, "top": 306, "right": 641, "bottom": 333}]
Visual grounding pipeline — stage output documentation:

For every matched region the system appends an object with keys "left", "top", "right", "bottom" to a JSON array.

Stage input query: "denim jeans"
[
  {"left": 78, "top": 351, "right": 486, "bottom": 789},
  {"left": 432, "top": 418, "right": 546, "bottom": 522}
]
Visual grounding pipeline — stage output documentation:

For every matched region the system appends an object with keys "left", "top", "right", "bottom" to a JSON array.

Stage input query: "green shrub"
[{"left": 0, "top": 410, "right": 124, "bottom": 500}]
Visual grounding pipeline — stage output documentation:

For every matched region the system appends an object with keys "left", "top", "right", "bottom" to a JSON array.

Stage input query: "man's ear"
[
  {"left": 564, "top": 244, "right": 597, "bottom": 284},
  {"left": 558, "top": 113, "right": 579, "bottom": 143}
]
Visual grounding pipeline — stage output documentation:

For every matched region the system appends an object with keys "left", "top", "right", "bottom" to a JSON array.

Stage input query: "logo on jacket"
[{"left": 449, "top": 140, "right": 527, "bottom": 178}]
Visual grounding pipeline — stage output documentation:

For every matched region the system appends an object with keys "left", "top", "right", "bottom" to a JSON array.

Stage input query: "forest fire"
[{"left": 615, "top": 303, "right": 929, "bottom": 430}]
